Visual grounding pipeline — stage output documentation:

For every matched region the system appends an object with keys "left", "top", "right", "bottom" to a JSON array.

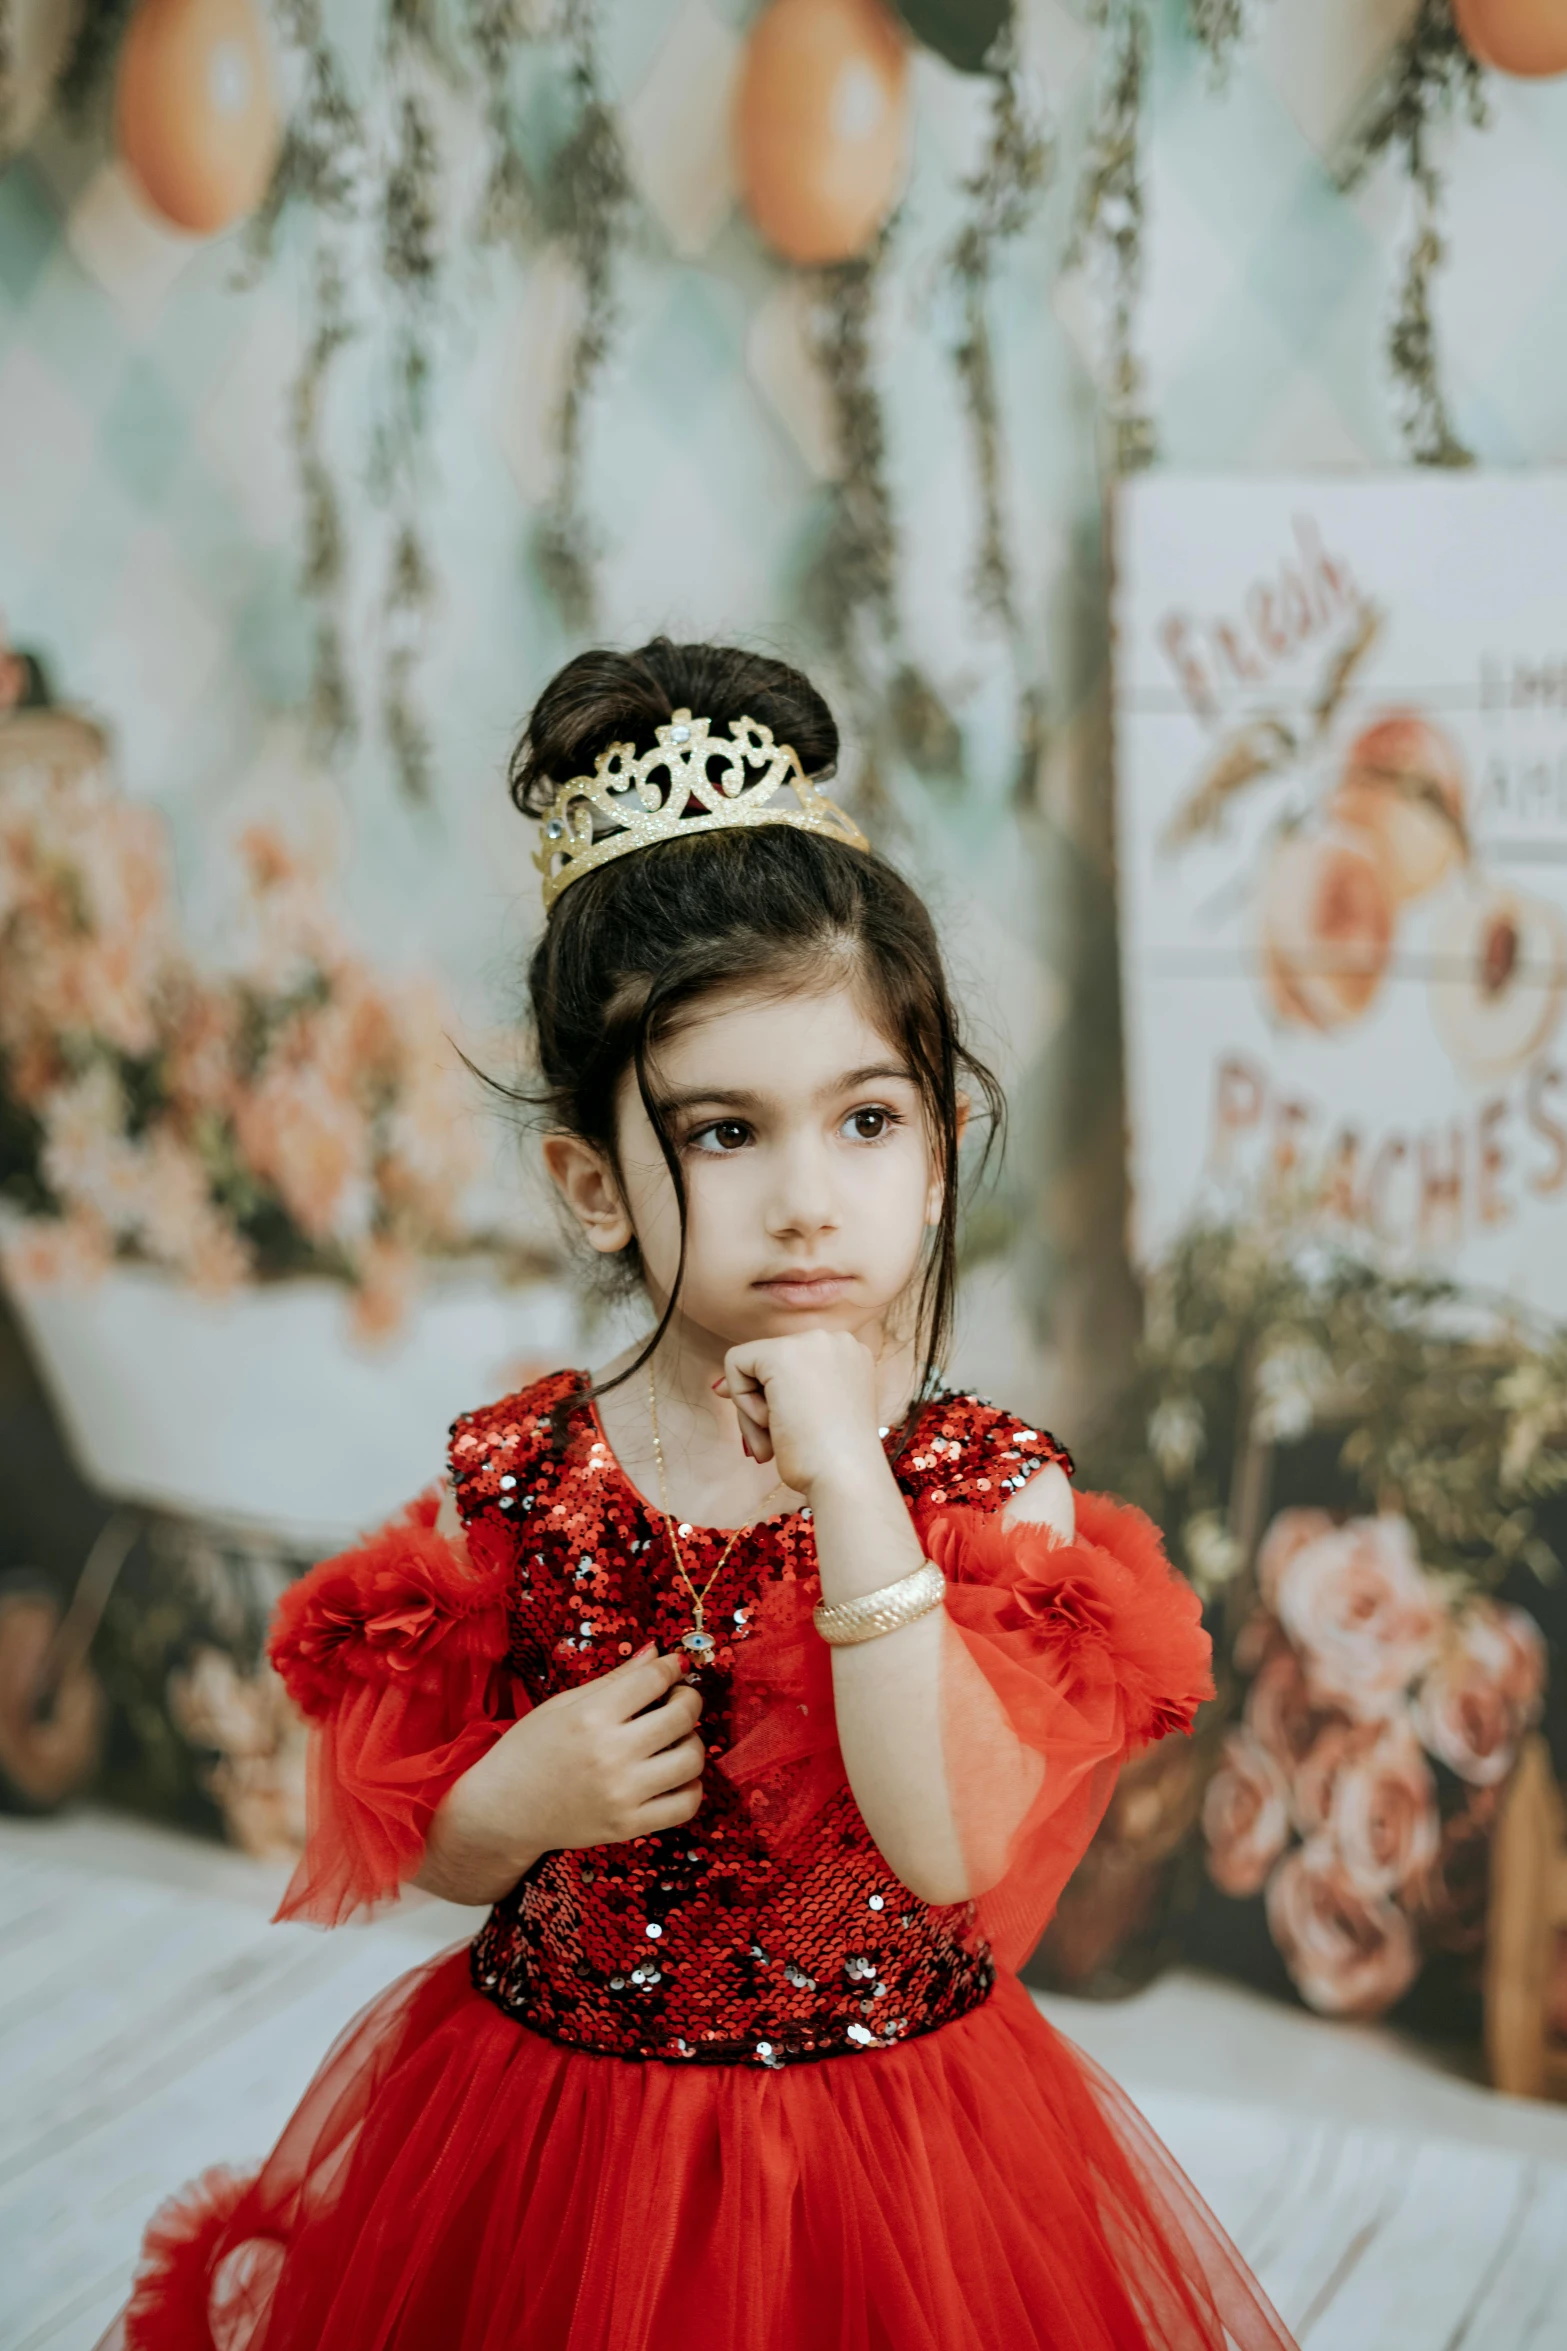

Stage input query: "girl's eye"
[
  {"left": 842, "top": 1106, "right": 897, "bottom": 1142},
  {"left": 690, "top": 1120, "right": 751, "bottom": 1154}
]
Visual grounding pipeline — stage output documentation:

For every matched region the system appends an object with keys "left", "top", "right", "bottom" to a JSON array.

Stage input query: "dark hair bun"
[{"left": 509, "top": 638, "right": 840, "bottom": 820}]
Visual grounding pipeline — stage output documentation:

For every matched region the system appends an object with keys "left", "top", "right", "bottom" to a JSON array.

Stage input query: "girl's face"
[{"left": 547, "top": 978, "right": 944, "bottom": 1355}]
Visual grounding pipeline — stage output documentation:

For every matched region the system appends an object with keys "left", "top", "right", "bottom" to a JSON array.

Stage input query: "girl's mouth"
[{"left": 754, "top": 1270, "right": 855, "bottom": 1307}]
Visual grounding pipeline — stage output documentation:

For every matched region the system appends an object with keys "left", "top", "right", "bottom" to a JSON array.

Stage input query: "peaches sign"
[{"left": 1113, "top": 475, "right": 1567, "bottom": 1311}]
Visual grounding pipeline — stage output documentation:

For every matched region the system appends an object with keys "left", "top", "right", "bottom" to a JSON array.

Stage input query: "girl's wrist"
[
  {"left": 438, "top": 1760, "right": 546, "bottom": 1886},
  {"left": 808, "top": 1451, "right": 925, "bottom": 1603},
  {"left": 803, "top": 1445, "right": 900, "bottom": 1514}
]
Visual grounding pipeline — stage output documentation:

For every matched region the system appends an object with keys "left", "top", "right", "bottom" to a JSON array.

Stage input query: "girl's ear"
[
  {"left": 926, "top": 1093, "right": 972, "bottom": 1227},
  {"left": 542, "top": 1131, "right": 634, "bottom": 1255}
]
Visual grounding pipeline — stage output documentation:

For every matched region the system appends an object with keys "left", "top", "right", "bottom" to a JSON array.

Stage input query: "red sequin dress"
[{"left": 103, "top": 1373, "right": 1296, "bottom": 2351}]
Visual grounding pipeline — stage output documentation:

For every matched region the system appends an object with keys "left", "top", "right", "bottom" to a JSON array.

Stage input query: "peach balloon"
[
  {"left": 116, "top": 0, "right": 281, "bottom": 238},
  {"left": 1453, "top": 0, "right": 1567, "bottom": 76},
  {"left": 737, "top": 0, "right": 910, "bottom": 267}
]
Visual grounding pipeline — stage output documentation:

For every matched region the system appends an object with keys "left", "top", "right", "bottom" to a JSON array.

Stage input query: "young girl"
[{"left": 106, "top": 641, "right": 1295, "bottom": 2351}]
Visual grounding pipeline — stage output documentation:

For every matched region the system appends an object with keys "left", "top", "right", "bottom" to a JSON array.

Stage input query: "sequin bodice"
[{"left": 451, "top": 1373, "right": 1070, "bottom": 2070}]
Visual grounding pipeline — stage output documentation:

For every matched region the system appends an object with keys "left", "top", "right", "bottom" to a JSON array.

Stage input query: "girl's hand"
[
  {"left": 417, "top": 1649, "right": 705, "bottom": 1905},
  {"left": 717, "top": 1330, "right": 889, "bottom": 1501}
]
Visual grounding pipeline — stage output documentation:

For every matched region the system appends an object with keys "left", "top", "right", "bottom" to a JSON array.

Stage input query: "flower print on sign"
[
  {"left": 1412, "top": 1602, "right": 1546, "bottom": 1787},
  {"left": 1264, "top": 1835, "right": 1421, "bottom": 2019},
  {"left": 1203, "top": 1497, "right": 1547, "bottom": 2024},
  {"left": 1273, "top": 1515, "right": 1441, "bottom": 1721},
  {"left": 1202, "top": 1728, "right": 1290, "bottom": 1899},
  {"left": 1325, "top": 1719, "right": 1440, "bottom": 1901}
]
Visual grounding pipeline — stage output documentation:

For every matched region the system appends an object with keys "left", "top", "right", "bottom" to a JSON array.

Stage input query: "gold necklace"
[{"left": 646, "top": 1366, "right": 787, "bottom": 1661}]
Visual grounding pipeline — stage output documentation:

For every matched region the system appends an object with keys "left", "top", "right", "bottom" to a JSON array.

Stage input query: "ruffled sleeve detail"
[
  {"left": 268, "top": 1493, "right": 527, "bottom": 1925},
  {"left": 719, "top": 1490, "right": 1212, "bottom": 1972},
  {"left": 928, "top": 1490, "right": 1214, "bottom": 1968}
]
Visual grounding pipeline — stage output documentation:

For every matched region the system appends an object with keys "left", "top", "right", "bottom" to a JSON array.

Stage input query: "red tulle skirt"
[{"left": 103, "top": 1953, "right": 1293, "bottom": 2351}]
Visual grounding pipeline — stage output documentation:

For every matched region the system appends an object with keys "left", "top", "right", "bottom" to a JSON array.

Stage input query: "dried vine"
[
  {"left": 374, "top": 5, "right": 448, "bottom": 804},
  {"left": 468, "top": 0, "right": 537, "bottom": 256},
  {"left": 291, "top": 247, "right": 358, "bottom": 755},
  {"left": 1338, "top": 0, "right": 1487, "bottom": 469},
  {"left": 247, "top": 1, "right": 366, "bottom": 762},
  {"left": 805, "top": 249, "right": 961, "bottom": 805},
  {"left": 1186, "top": 0, "right": 1257, "bottom": 81},
  {"left": 244, "top": 2, "right": 364, "bottom": 268},
  {"left": 0, "top": 0, "right": 14, "bottom": 166},
  {"left": 1069, "top": 0, "right": 1155, "bottom": 476},
  {"left": 947, "top": 37, "right": 1052, "bottom": 635},
  {"left": 534, "top": 0, "right": 634, "bottom": 631},
  {"left": 55, "top": 0, "right": 134, "bottom": 123}
]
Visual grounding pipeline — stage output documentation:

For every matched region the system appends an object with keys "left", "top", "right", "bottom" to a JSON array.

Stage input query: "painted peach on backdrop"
[
  {"left": 1202, "top": 1727, "right": 1291, "bottom": 1897},
  {"left": 1265, "top": 1835, "right": 1421, "bottom": 2017},
  {"left": 736, "top": 0, "right": 910, "bottom": 266},
  {"left": 116, "top": 0, "right": 281, "bottom": 238},
  {"left": 1273, "top": 1514, "right": 1442, "bottom": 1719},
  {"left": 1429, "top": 879, "right": 1567, "bottom": 1081},
  {"left": 1258, "top": 825, "right": 1394, "bottom": 1032},
  {"left": 1454, "top": 0, "right": 1567, "bottom": 77},
  {"left": 1412, "top": 1601, "right": 1547, "bottom": 1785},
  {"left": 1329, "top": 710, "right": 1468, "bottom": 904}
]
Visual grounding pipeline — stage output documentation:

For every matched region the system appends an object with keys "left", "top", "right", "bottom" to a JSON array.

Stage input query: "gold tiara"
[{"left": 535, "top": 710, "right": 870, "bottom": 910}]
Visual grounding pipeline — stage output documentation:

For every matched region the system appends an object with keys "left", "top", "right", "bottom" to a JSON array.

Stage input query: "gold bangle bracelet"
[{"left": 812, "top": 1558, "right": 946, "bottom": 1647}]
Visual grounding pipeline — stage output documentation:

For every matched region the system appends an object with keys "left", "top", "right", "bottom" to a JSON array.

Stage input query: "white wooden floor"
[{"left": 4, "top": 1813, "right": 1567, "bottom": 2351}]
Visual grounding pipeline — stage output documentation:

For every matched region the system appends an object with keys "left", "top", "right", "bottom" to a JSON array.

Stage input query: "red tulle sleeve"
[
  {"left": 929, "top": 1490, "right": 1214, "bottom": 1969},
  {"left": 720, "top": 1490, "right": 1212, "bottom": 1972},
  {"left": 267, "top": 1493, "right": 528, "bottom": 1926}
]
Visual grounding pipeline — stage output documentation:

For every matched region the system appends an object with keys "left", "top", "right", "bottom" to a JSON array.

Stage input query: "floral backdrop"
[{"left": 0, "top": 728, "right": 489, "bottom": 1326}]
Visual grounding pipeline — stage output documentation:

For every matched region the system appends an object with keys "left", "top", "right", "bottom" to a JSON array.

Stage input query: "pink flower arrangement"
[
  {"left": 0, "top": 763, "right": 486, "bottom": 1333},
  {"left": 1203, "top": 1506, "right": 1545, "bottom": 2018}
]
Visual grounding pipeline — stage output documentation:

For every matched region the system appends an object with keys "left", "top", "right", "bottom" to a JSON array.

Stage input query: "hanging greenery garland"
[
  {"left": 374, "top": 94, "right": 442, "bottom": 799},
  {"left": 802, "top": 245, "right": 963, "bottom": 807},
  {"left": 371, "top": 2, "right": 451, "bottom": 803},
  {"left": 290, "top": 245, "right": 358, "bottom": 757},
  {"left": 1186, "top": 0, "right": 1263, "bottom": 82},
  {"left": 0, "top": 0, "right": 16, "bottom": 166},
  {"left": 1068, "top": 0, "right": 1155, "bottom": 476},
  {"left": 56, "top": 0, "right": 136, "bottom": 123},
  {"left": 940, "top": 26, "right": 1052, "bottom": 805},
  {"left": 1338, "top": 0, "right": 1488, "bottom": 469},
  {"left": 946, "top": 31, "right": 1051, "bottom": 636},
  {"left": 467, "top": 0, "right": 537, "bottom": 256},
  {"left": 533, "top": 0, "right": 633, "bottom": 632},
  {"left": 802, "top": 247, "right": 898, "bottom": 811},
  {"left": 242, "top": 0, "right": 366, "bottom": 763}
]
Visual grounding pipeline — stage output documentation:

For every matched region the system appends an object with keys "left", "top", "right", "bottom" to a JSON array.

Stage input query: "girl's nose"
[{"left": 764, "top": 1139, "right": 839, "bottom": 1240}]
